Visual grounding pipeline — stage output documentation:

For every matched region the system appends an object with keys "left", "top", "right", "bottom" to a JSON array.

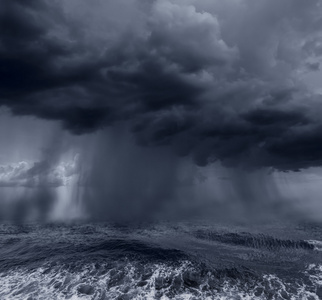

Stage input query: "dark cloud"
[{"left": 1, "top": 0, "right": 322, "bottom": 170}]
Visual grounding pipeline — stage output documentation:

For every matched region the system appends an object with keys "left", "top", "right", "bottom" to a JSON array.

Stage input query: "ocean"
[{"left": 0, "top": 220, "right": 321, "bottom": 299}]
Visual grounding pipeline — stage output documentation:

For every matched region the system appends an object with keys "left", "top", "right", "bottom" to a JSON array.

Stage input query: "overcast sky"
[
  {"left": 1, "top": 0, "right": 322, "bottom": 221},
  {"left": 1, "top": 0, "right": 322, "bottom": 169}
]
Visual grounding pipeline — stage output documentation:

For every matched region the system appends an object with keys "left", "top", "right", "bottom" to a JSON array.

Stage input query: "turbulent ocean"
[{"left": 0, "top": 221, "right": 321, "bottom": 300}]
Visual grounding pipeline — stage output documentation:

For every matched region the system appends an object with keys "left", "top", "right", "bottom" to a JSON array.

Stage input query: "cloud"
[
  {"left": 0, "top": 156, "right": 79, "bottom": 188},
  {"left": 1, "top": 0, "right": 322, "bottom": 170}
]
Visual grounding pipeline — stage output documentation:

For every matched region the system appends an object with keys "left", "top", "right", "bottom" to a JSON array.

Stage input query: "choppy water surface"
[{"left": 0, "top": 221, "right": 321, "bottom": 299}]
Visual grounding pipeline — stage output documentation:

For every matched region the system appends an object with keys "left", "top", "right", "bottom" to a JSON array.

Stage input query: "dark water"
[{"left": 0, "top": 221, "right": 321, "bottom": 299}]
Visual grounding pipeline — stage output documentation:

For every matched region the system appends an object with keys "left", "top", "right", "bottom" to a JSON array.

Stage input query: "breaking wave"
[
  {"left": 194, "top": 230, "right": 315, "bottom": 251},
  {"left": 0, "top": 222, "right": 321, "bottom": 299},
  {"left": 1, "top": 261, "right": 322, "bottom": 300}
]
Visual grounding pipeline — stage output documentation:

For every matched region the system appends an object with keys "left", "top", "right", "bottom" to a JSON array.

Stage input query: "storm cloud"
[{"left": 1, "top": 0, "right": 322, "bottom": 170}]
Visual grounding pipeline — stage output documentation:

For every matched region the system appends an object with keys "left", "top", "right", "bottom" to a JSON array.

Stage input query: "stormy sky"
[{"left": 1, "top": 0, "right": 322, "bottom": 222}]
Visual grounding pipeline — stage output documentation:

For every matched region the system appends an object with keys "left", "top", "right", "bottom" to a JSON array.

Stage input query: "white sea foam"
[
  {"left": 1, "top": 261, "right": 322, "bottom": 300},
  {"left": 307, "top": 240, "right": 322, "bottom": 252}
]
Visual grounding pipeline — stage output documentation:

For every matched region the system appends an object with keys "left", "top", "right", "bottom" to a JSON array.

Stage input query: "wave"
[
  {"left": 306, "top": 240, "right": 322, "bottom": 252},
  {"left": 194, "top": 230, "right": 315, "bottom": 251},
  {"left": 86, "top": 239, "right": 189, "bottom": 262},
  {"left": 0, "top": 238, "right": 188, "bottom": 272},
  {"left": 0, "top": 223, "right": 321, "bottom": 299},
  {"left": 1, "top": 260, "right": 321, "bottom": 300}
]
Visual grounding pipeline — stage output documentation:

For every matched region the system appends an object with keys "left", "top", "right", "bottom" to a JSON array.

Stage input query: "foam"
[
  {"left": 307, "top": 240, "right": 322, "bottom": 252},
  {"left": 1, "top": 261, "right": 322, "bottom": 300}
]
